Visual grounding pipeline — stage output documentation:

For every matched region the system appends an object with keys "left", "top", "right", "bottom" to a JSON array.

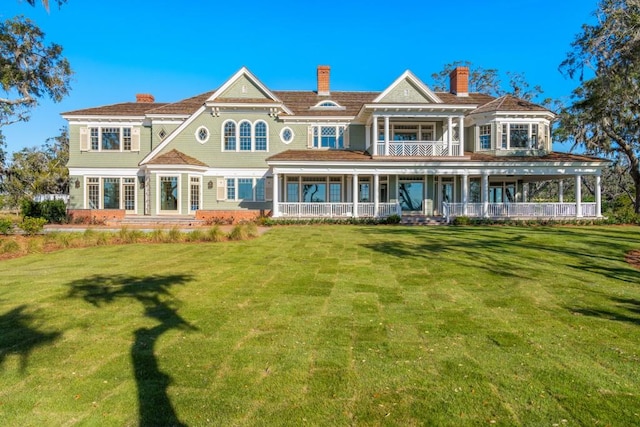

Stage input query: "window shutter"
[
  {"left": 307, "top": 126, "right": 314, "bottom": 148},
  {"left": 265, "top": 177, "right": 273, "bottom": 201},
  {"left": 79, "top": 127, "right": 89, "bottom": 151},
  {"left": 343, "top": 127, "right": 350, "bottom": 148},
  {"left": 216, "top": 178, "right": 226, "bottom": 201},
  {"left": 131, "top": 128, "right": 141, "bottom": 151}
]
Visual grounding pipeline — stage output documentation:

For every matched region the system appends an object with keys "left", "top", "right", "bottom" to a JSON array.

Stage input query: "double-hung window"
[
  {"left": 84, "top": 126, "right": 137, "bottom": 152},
  {"left": 479, "top": 125, "right": 491, "bottom": 150},
  {"left": 225, "top": 178, "right": 266, "bottom": 201}
]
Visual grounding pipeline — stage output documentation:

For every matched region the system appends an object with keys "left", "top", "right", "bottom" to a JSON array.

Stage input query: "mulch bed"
[{"left": 625, "top": 250, "right": 640, "bottom": 270}]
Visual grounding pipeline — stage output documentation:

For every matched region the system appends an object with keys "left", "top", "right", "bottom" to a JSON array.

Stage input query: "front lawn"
[{"left": 0, "top": 226, "right": 638, "bottom": 425}]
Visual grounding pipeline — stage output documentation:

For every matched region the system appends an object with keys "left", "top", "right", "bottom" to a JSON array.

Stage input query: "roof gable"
[
  {"left": 147, "top": 149, "right": 208, "bottom": 167},
  {"left": 207, "top": 67, "right": 281, "bottom": 103},
  {"left": 374, "top": 70, "right": 442, "bottom": 104}
]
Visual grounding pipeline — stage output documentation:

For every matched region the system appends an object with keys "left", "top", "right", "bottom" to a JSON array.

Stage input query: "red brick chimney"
[
  {"left": 449, "top": 67, "right": 469, "bottom": 96},
  {"left": 317, "top": 65, "right": 330, "bottom": 96},
  {"left": 136, "top": 93, "right": 155, "bottom": 103}
]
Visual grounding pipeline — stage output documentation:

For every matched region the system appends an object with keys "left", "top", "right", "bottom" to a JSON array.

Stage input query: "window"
[
  {"left": 196, "top": 126, "right": 209, "bottom": 143},
  {"left": 499, "top": 123, "right": 541, "bottom": 150},
  {"left": 479, "top": 125, "right": 491, "bottom": 150},
  {"left": 280, "top": 127, "right": 294, "bottom": 144},
  {"left": 312, "top": 125, "right": 345, "bottom": 149},
  {"left": 310, "top": 100, "right": 345, "bottom": 110},
  {"left": 224, "top": 121, "right": 236, "bottom": 151},
  {"left": 222, "top": 120, "right": 269, "bottom": 151},
  {"left": 160, "top": 176, "right": 178, "bottom": 211},
  {"left": 510, "top": 124, "right": 529, "bottom": 148},
  {"left": 239, "top": 121, "right": 252, "bottom": 151},
  {"left": 190, "top": 176, "right": 201, "bottom": 212},
  {"left": 531, "top": 124, "right": 538, "bottom": 148},
  {"left": 255, "top": 121, "right": 267, "bottom": 151},
  {"left": 87, "top": 126, "right": 135, "bottom": 151},
  {"left": 225, "top": 178, "right": 266, "bottom": 201},
  {"left": 85, "top": 177, "right": 136, "bottom": 211}
]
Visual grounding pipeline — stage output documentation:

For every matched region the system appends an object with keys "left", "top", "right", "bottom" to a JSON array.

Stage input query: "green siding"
[
  {"left": 67, "top": 124, "right": 152, "bottom": 168},
  {"left": 348, "top": 125, "right": 366, "bottom": 150},
  {"left": 378, "top": 79, "right": 435, "bottom": 103},
  {"left": 220, "top": 75, "right": 270, "bottom": 99}
]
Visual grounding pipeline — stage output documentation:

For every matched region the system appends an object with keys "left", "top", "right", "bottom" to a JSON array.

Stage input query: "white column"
[
  {"left": 462, "top": 174, "right": 469, "bottom": 216},
  {"left": 384, "top": 116, "right": 390, "bottom": 156},
  {"left": 272, "top": 172, "right": 279, "bottom": 217},
  {"left": 447, "top": 116, "right": 453, "bottom": 156},
  {"left": 373, "top": 173, "right": 380, "bottom": 218},
  {"left": 482, "top": 172, "right": 489, "bottom": 218},
  {"left": 596, "top": 174, "right": 602, "bottom": 218},
  {"left": 352, "top": 174, "right": 359, "bottom": 218},
  {"left": 365, "top": 125, "right": 371, "bottom": 151},
  {"left": 372, "top": 116, "right": 378, "bottom": 156},
  {"left": 458, "top": 116, "right": 464, "bottom": 156},
  {"left": 559, "top": 180, "right": 564, "bottom": 203},
  {"left": 575, "top": 174, "right": 583, "bottom": 218}
]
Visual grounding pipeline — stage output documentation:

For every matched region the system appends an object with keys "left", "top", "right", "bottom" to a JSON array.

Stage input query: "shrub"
[
  {"left": 0, "top": 218, "right": 14, "bottom": 235},
  {"left": 186, "top": 229, "right": 204, "bottom": 242},
  {"left": 205, "top": 225, "right": 226, "bottom": 242},
  {"left": 385, "top": 214, "right": 401, "bottom": 224},
  {"left": 149, "top": 229, "right": 166, "bottom": 243},
  {"left": 167, "top": 227, "right": 183, "bottom": 243},
  {"left": 20, "top": 217, "right": 48, "bottom": 236},
  {"left": 1, "top": 239, "right": 21, "bottom": 254},
  {"left": 21, "top": 200, "right": 67, "bottom": 224},
  {"left": 452, "top": 216, "right": 471, "bottom": 226}
]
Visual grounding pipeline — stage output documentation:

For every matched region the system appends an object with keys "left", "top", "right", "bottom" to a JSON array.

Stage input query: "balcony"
[{"left": 376, "top": 141, "right": 461, "bottom": 157}]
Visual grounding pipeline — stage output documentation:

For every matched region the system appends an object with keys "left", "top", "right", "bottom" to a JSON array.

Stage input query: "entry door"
[{"left": 439, "top": 177, "right": 455, "bottom": 215}]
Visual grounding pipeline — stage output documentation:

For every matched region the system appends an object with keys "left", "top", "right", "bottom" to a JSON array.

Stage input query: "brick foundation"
[
  {"left": 68, "top": 209, "right": 126, "bottom": 225},
  {"left": 195, "top": 210, "right": 270, "bottom": 224}
]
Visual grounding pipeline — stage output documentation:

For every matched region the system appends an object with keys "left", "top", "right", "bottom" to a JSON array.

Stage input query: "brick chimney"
[
  {"left": 317, "top": 65, "right": 330, "bottom": 96},
  {"left": 449, "top": 66, "right": 469, "bottom": 96},
  {"left": 136, "top": 93, "right": 155, "bottom": 103}
]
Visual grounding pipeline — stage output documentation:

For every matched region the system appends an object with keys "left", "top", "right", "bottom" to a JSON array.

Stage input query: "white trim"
[
  {"left": 195, "top": 125, "right": 210, "bottom": 144},
  {"left": 280, "top": 126, "right": 295, "bottom": 144},
  {"left": 188, "top": 175, "right": 203, "bottom": 214},
  {"left": 203, "top": 168, "right": 268, "bottom": 178},
  {"left": 280, "top": 116, "right": 354, "bottom": 124},
  {"left": 64, "top": 117, "right": 146, "bottom": 124},
  {"left": 373, "top": 70, "right": 443, "bottom": 104},
  {"left": 310, "top": 100, "right": 346, "bottom": 110},
  {"left": 254, "top": 120, "right": 269, "bottom": 152},
  {"left": 238, "top": 119, "right": 253, "bottom": 151},
  {"left": 69, "top": 167, "right": 140, "bottom": 176},
  {"left": 156, "top": 174, "right": 182, "bottom": 215},
  {"left": 140, "top": 105, "right": 207, "bottom": 165}
]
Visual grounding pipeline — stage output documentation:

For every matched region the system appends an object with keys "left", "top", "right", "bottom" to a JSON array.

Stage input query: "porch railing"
[
  {"left": 278, "top": 202, "right": 401, "bottom": 218},
  {"left": 444, "top": 202, "right": 599, "bottom": 220},
  {"left": 376, "top": 141, "right": 461, "bottom": 157}
]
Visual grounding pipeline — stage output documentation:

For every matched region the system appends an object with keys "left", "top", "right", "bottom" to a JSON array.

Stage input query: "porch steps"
[
  {"left": 112, "top": 215, "right": 206, "bottom": 228},
  {"left": 400, "top": 215, "right": 448, "bottom": 226}
]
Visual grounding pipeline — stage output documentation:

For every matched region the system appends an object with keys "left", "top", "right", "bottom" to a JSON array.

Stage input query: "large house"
[{"left": 63, "top": 66, "right": 607, "bottom": 223}]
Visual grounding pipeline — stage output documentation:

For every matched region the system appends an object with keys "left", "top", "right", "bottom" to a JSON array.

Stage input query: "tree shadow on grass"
[
  {"left": 67, "top": 274, "right": 196, "bottom": 427},
  {"left": 0, "top": 305, "right": 61, "bottom": 373},
  {"left": 568, "top": 297, "right": 640, "bottom": 326}
]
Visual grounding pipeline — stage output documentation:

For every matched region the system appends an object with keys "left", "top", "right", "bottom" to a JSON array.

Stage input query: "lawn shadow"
[
  {"left": 568, "top": 297, "right": 640, "bottom": 326},
  {"left": 67, "top": 274, "right": 196, "bottom": 427},
  {"left": 0, "top": 305, "right": 61, "bottom": 373}
]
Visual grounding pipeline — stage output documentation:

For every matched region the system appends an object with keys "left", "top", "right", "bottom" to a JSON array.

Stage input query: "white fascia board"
[
  {"left": 139, "top": 105, "right": 207, "bottom": 165},
  {"left": 145, "top": 164, "right": 209, "bottom": 173},
  {"left": 280, "top": 116, "right": 355, "bottom": 124},
  {"left": 147, "top": 114, "right": 190, "bottom": 120},
  {"left": 206, "top": 67, "right": 283, "bottom": 104},
  {"left": 203, "top": 168, "right": 269, "bottom": 177},
  {"left": 64, "top": 116, "right": 146, "bottom": 124},
  {"left": 492, "top": 111, "right": 556, "bottom": 120},
  {"left": 68, "top": 167, "right": 141, "bottom": 176}
]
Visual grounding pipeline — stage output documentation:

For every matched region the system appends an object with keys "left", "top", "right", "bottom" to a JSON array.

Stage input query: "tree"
[
  {"left": 557, "top": 0, "right": 640, "bottom": 213},
  {"left": 25, "top": 1, "right": 67, "bottom": 11},
  {"left": 2, "top": 127, "right": 68, "bottom": 208},
  {"left": 430, "top": 60, "right": 546, "bottom": 102},
  {"left": 0, "top": 16, "right": 72, "bottom": 127}
]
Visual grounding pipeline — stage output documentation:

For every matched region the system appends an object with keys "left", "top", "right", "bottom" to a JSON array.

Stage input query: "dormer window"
[{"left": 310, "top": 100, "right": 346, "bottom": 111}]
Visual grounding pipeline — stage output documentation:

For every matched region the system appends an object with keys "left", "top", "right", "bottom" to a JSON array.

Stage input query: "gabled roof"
[
  {"left": 207, "top": 67, "right": 282, "bottom": 103},
  {"left": 146, "top": 91, "right": 215, "bottom": 116},
  {"left": 146, "top": 149, "right": 208, "bottom": 167},
  {"left": 62, "top": 102, "right": 167, "bottom": 117},
  {"left": 275, "top": 91, "right": 378, "bottom": 116},
  {"left": 469, "top": 95, "right": 548, "bottom": 114},
  {"left": 373, "top": 70, "right": 442, "bottom": 104}
]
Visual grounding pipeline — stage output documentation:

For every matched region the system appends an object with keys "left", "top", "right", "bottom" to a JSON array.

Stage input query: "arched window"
[
  {"left": 255, "top": 121, "right": 267, "bottom": 151},
  {"left": 239, "top": 121, "right": 252, "bottom": 151},
  {"left": 223, "top": 121, "right": 236, "bottom": 151}
]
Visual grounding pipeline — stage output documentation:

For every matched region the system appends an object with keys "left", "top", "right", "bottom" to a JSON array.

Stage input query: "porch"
[
  {"left": 278, "top": 202, "right": 400, "bottom": 218},
  {"left": 443, "top": 202, "right": 598, "bottom": 220}
]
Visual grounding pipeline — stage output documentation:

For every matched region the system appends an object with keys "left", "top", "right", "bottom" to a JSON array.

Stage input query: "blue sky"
[{"left": 2, "top": 0, "right": 598, "bottom": 154}]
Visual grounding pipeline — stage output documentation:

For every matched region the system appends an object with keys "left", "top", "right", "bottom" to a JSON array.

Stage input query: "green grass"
[{"left": 0, "top": 225, "right": 639, "bottom": 426}]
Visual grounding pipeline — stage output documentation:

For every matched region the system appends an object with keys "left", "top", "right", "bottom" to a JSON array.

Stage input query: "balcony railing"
[
  {"left": 443, "top": 202, "right": 598, "bottom": 219},
  {"left": 277, "top": 202, "right": 401, "bottom": 218},
  {"left": 376, "top": 141, "right": 461, "bottom": 157}
]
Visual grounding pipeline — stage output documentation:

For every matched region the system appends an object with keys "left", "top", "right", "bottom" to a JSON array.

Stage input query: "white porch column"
[
  {"left": 482, "top": 172, "right": 489, "bottom": 218},
  {"left": 372, "top": 116, "right": 378, "bottom": 156},
  {"left": 447, "top": 116, "right": 453, "bottom": 156},
  {"left": 559, "top": 180, "right": 564, "bottom": 203},
  {"left": 384, "top": 116, "right": 390, "bottom": 156},
  {"left": 596, "top": 174, "right": 602, "bottom": 218},
  {"left": 462, "top": 173, "right": 469, "bottom": 216},
  {"left": 352, "top": 174, "right": 359, "bottom": 218},
  {"left": 272, "top": 172, "right": 279, "bottom": 217},
  {"left": 575, "top": 174, "right": 583, "bottom": 218},
  {"left": 365, "top": 125, "right": 371, "bottom": 151},
  {"left": 458, "top": 115, "right": 464, "bottom": 156},
  {"left": 373, "top": 173, "right": 380, "bottom": 218}
]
